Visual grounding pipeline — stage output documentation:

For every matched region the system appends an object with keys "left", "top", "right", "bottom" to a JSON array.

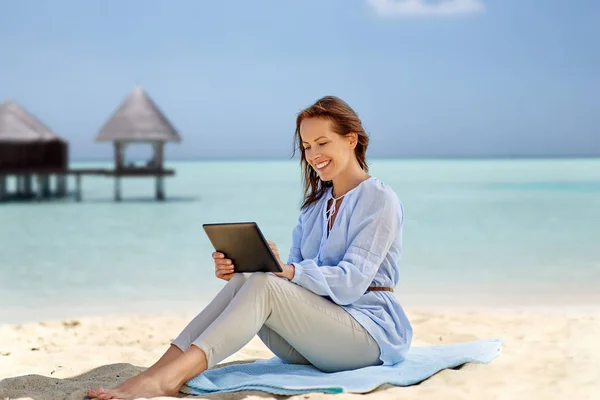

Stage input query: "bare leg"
[
  {"left": 144, "top": 344, "right": 184, "bottom": 372},
  {"left": 88, "top": 274, "right": 248, "bottom": 399},
  {"left": 88, "top": 345, "right": 183, "bottom": 399},
  {"left": 97, "top": 345, "right": 208, "bottom": 400}
]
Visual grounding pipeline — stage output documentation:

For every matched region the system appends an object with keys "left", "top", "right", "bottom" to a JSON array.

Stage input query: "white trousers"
[{"left": 172, "top": 273, "right": 381, "bottom": 373}]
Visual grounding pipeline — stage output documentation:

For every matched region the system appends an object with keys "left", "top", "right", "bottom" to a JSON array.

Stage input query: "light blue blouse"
[{"left": 287, "top": 176, "right": 413, "bottom": 365}]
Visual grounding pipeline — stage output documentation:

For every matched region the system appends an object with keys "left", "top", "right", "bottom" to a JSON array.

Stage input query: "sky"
[{"left": 0, "top": 0, "right": 599, "bottom": 160}]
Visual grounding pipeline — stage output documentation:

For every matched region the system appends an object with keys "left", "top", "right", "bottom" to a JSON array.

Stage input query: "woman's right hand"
[{"left": 213, "top": 252, "right": 236, "bottom": 281}]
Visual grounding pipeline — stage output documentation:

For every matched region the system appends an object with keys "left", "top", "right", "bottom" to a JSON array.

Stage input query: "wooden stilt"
[
  {"left": 23, "top": 175, "right": 33, "bottom": 197},
  {"left": 114, "top": 177, "right": 122, "bottom": 201},
  {"left": 0, "top": 175, "right": 6, "bottom": 201},
  {"left": 42, "top": 175, "right": 51, "bottom": 198},
  {"left": 16, "top": 176, "right": 24, "bottom": 197},
  {"left": 155, "top": 176, "right": 164, "bottom": 201},
  {"left": 75, "top": 175, "right": 82, "bottom": 202},
  {"left": 36, "top": 175, "right": 43, "bottom": 200},
  {"left": 56, "top": 175, "right": 67, "bottom": 197}
]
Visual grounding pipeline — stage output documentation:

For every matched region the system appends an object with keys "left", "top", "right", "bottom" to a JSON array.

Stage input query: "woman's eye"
[
  {"left": 304, "top": 146, "right": 310, "bottom": 150},
  {"left": 318, "top": 142, "right": 327, "bottom": 146}
]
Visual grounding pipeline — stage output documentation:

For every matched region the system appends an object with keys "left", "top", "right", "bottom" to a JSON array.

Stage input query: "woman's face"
[{"left": 300, "top": 117, "right": 355, "bottom": 182}]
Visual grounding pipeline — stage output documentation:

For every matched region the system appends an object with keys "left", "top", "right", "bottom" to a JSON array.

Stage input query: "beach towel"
[{"left": 182, "top": 338, "right": 503, "bottom": 396}]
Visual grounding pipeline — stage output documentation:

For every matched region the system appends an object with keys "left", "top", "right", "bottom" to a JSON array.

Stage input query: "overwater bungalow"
[
  {"left": 0, "top": 85, "right": 182, "bottom": 202},
  {"left": 0, "top": 100, "right": 69, "bottom": 200}
]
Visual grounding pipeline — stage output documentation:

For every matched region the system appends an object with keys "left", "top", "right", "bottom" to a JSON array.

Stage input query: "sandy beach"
[{"left": 1, "top": 308, "right": 599, "bottom": 400}]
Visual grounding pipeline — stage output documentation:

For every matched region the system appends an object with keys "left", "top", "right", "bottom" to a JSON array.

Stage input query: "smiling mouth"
[{"left": 315, "top": 160, "right": 331, "bottom": 170}]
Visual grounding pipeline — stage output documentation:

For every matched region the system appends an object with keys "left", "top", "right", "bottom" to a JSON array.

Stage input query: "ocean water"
[{"left": 1, "top": 159, "right": 599, "bottom": 323}]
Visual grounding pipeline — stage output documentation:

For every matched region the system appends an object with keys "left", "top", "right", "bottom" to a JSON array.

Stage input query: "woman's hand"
[
  {"left": 268, "top": 241, "right": 295, "bottom": 280},
  {"left": 213, "top": 252, "right": 236, "bottom": 281}
]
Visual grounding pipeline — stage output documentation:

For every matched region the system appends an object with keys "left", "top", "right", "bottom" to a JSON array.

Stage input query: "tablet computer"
[{"left": 202, "top": 222, "right": 283, "bottom": 273}]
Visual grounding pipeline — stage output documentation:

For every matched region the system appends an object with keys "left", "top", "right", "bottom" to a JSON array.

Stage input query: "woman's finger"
[
  {"left": 214, "top": 258, "right": 232, "bottom": 266},
  {"left": 212, "top": 252, "right": 224, "bottom": 259},
  {"left": 268, "top": 243, "right": 281, "bottom": 262},
  {"left": 216, "top": 264, "right": 235, "bottom": 272},
  {"left": 216, "top": 270, "right": 235, "bottom": 281}
]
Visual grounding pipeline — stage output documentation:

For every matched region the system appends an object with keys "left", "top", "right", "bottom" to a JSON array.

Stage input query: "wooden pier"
[
  {"left": 0, "top": 85, "right": 182, "bottom": 203},
  {"left": 0, "top": 167, "right": 174, "bottom": 202}
]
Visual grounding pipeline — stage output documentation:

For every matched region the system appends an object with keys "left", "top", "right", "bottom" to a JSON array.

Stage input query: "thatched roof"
[
  {"left": 95, "top": 85, "right": 182, "bottom": 143},
  {"left": 0, "top": 100, "right": 64, "bottom": 143}
]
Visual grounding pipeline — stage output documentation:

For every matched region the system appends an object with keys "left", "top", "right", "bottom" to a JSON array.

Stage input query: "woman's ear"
[{"left": 348, "top": 132, "right": 358, "bottom": 149}]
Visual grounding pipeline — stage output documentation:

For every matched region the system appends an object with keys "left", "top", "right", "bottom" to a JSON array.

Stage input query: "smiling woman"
[
  {"left": 293, "top": 96, "right": 370, "bottom": 210},
  {"left": 293, "top": 96, "right": 374, "bottom": 237},
  {"left": 87, "top": 96, "right": 412, "bottom": 400}
]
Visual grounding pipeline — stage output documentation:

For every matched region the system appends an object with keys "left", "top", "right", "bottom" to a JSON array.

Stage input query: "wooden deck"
[{"left": 0, "top": 168, "right": 175, "bottom": 202}]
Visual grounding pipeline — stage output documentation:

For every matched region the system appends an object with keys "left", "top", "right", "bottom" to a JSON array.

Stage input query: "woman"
[{"left": 88, "top": 96, "right": 413, "bottom": 400}]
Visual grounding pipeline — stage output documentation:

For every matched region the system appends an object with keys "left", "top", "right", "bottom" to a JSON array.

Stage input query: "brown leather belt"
[{"left": 366, "top": 287, "right": 394, "bottom": 292}]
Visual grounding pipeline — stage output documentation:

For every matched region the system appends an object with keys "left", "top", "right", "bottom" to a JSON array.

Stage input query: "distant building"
[
  {"left": 95, "top": 85, "right": 182, "bottom": 200},
  {"left": 0, "top": 85, "right": 182, "bottom": 202},
  {"left": 0, "top": 101, "right": 68, "bottom": 199},
  {"left": 0, "top": 100, "right": 68, "bottom": 171}
]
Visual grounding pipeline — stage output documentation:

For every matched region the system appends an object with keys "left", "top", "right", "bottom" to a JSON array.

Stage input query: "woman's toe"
[{"left": 87, "top": 388, "right": 103, "bottom": 397}]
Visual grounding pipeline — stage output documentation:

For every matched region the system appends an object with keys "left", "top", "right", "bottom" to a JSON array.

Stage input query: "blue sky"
[{"left": 0, "top": 0, "right": 598, "bottom": 160}]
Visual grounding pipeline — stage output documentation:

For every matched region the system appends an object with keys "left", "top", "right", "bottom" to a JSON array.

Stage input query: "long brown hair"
[{"left": 292, "top": 96, "right": 370, "bottom": 210}]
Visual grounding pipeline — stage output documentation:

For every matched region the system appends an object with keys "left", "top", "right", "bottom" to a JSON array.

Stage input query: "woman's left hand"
[{"left": 267, "top": 240, "right": 295, "bottom": 280}]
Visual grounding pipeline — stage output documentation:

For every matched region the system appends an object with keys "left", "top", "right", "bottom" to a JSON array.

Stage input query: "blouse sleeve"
[
  {"left": 286, "top": 212, "right": 304, "bottom": 264},
  {"left": 290, "top": 194, "right": 401, "bottom": 305}
]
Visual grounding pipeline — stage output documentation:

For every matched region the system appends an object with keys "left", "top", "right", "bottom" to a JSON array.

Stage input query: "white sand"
[{"left": 1, "top": 308, "right": 599, "bottom": 400}]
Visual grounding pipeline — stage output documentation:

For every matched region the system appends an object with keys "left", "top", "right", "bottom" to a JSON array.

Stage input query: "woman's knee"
[
  {"left": 227, "top": 272, "right": 248, "bottom": 293},
  {"left": 228, "top": 272, "right": 282, "bottom": 295},
  {"left": 245, "top": 272, "right": 282, "bottom": 290}
]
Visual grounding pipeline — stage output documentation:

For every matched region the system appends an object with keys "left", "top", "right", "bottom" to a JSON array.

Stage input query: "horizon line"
[{"left": 69, "top": 154, "right": 600, "bottom": 163}]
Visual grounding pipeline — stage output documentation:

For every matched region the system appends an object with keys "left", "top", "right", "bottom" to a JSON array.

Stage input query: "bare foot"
[
  {"left": 88, "top": 345, "right": 184, "bottom": 399},
  {"left": 89, "top": 373, "right": 179, "bottom": 400},
  {"left": 87, "top": 372, "right": 146, "bottom": 399},
  {"left": 87, "top": 345, "right": 204, "bottom": 400}
]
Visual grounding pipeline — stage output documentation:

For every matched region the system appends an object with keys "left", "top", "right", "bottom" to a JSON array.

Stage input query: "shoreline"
[{"left": 3, "top": 287, "right": 600, "bottom": 325}]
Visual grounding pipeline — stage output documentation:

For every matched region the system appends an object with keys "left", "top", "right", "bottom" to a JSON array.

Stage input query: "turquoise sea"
[{"left": 1, "top": 159, "right": 599, "bottom": 323}]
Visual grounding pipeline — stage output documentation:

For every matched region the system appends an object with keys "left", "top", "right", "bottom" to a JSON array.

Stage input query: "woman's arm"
[{"left": 290, "top": 196, "right": 401, "bottom": 305}]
